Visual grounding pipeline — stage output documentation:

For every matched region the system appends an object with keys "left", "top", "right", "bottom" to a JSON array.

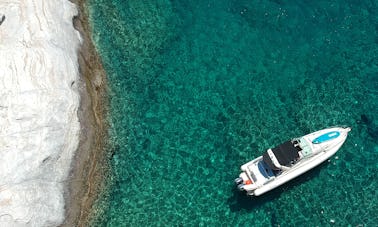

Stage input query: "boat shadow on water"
[{"left": 227, "top": 161, "right": 329, "bottom": 212}]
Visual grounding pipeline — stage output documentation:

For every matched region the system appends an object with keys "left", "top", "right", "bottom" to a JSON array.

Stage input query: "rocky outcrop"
[{"left": 0, "top": 1, "right": 81, "bottom": 226}]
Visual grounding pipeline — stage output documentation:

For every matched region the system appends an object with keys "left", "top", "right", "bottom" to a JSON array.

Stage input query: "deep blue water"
[{"left": 87, "top": 0, "right": 378, "bottom": 225}]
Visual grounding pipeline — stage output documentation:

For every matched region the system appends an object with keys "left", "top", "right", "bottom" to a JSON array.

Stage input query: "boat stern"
[{"left": 234, "top": 171, "right": 259, "bottom": 195}]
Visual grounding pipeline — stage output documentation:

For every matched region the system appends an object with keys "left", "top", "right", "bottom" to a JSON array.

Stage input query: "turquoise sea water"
[{"left": 87, "top": 0, "right": 377, "bottom": 225}]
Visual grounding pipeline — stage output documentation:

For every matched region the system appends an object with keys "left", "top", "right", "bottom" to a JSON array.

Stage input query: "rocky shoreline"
[{"left": 62, "top": 1, "right": 109, "bottom": 226}]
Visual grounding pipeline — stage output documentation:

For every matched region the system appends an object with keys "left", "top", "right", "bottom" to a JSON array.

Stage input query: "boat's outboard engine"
[
  {"left": 237, "top": 184, "right": 245, "bottom": 191},
  {"left": 235, "top": 177, "right": 246, "bottom": 191},
  {"left": 234, "top": 177, "right": 243, "bottom": 185}
]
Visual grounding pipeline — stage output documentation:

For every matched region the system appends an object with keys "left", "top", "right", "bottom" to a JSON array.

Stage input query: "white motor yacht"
[{"left": 235, "top": 127, "right": 351, "bottom": 196}]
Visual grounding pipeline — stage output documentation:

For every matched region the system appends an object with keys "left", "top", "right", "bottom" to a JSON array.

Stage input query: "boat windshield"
[{"left": 299, "top": 138, "right": 312, "bottom": 157}]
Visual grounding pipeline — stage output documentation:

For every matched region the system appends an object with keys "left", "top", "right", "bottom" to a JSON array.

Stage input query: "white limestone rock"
[{"left": 0, "top": 0, "right": 82, "bottom": 226}]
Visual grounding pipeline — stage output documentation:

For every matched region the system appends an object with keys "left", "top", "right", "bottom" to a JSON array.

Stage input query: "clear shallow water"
[{"left": 87, "top": 0, "right": 378, "bottom": 225}]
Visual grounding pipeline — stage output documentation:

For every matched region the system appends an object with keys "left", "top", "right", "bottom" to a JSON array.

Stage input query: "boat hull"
[
  {"left": 254, "top": 141, "right": 342, "bottom": 196},
  {"left": 236, "top": 127, "right": 351, "bottom": 196}
]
